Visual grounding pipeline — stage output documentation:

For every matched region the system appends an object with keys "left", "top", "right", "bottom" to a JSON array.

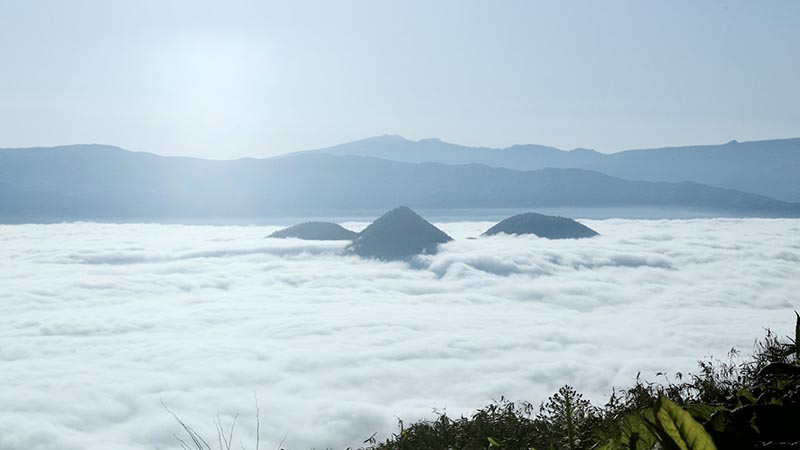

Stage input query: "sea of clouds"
[{"left": 1, "top": 219, "right": 799, "bottom": 450}]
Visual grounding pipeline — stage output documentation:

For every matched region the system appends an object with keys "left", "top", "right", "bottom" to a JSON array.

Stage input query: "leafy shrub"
[
  {"left": 365, "top": 312, "right": 800, "bottom": 450},
  {"left": 170, "top": 313, "right": 800, "bottom": 450}
]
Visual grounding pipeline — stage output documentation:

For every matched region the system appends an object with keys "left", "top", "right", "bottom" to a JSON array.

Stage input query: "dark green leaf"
[{"left": 653, "top": 395, "right": 718, "bottom": 450}]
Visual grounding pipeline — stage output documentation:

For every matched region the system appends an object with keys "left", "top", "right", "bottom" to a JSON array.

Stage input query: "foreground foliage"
[
  {"left": 362, "top": 313, "right": 800, "bottom": 450},
  {"left": 171, "top": 313, "right": 800, "bottom": 450}
]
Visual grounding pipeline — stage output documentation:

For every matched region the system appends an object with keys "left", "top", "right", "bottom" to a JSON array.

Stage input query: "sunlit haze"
[
  {"left": 2, "top": 3, "right": 799, "bottom": 450},
  {"left": 1, "top": 0, "right": 798, "bottom": 158}
]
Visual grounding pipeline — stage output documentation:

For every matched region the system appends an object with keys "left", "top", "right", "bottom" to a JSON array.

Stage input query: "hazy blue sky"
[{"left": 1, "top": 0, "right": 798, "bottom": 158}]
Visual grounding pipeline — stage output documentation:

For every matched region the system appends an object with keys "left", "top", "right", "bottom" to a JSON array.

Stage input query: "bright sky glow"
[{"left": 1, "top": 0, "right": 798, "bottom": 158}]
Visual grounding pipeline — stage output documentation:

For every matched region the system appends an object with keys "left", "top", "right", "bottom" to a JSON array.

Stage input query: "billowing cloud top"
[{"left": 0, "top": 219, "right": 798, "bottom": 449}]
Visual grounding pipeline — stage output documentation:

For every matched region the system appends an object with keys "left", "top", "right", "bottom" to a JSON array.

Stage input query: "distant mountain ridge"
[
  {"left": 294, "top": 135, "right": 606, "bottom": 173},
  {"left": 298, "top": 135, "right": 800, "bottom": 202},
  {"left": 1, "top": 144, "right": 799, "bottom": 222}
]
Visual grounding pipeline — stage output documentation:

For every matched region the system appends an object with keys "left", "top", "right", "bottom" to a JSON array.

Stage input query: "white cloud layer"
[{"left": 0, "top": 219, "right": 798, "bottom": 450}]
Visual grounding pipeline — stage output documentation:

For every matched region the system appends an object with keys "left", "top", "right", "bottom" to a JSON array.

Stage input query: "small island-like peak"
[
  {"left": 268, "top": 222, "right": 358, "bottom": 241},
  {"left": 349, "top": 206, "right": 452, "bottom": 260},
  {"left": 483, "top": 212, "right": 598, "bottom": 239}
]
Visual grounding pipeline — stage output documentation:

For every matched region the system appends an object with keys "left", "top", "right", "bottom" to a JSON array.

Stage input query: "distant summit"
[
  {"left": 268, "top": 222, "right": 357, "bottom": 240},
  {"left": 349, "top": 206, "right": 453, "bottom": 260},
  {"left": 484, "top": 213, "right": 598, "bottom": 239}
]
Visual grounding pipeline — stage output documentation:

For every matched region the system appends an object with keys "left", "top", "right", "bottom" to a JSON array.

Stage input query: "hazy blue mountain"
[
  {"left": 298, "top": 134, "right": 606, "bottom": 170},
  {"left": 588, "top": 139, "right": 800, "bottom": 202},
  {"left": 268, "top": 222, "right": 357, "bottom": 240},
  {"left": 301, "top": 136, "right": 800, "bottom": 202},
  {"left": 349, "top": 207, "right": 453, "bottom": 260},
  {"left": 1, "top": 145, "right": 799, "bottom": 221},
  {"left": 483, "top": 213, "right": 598, "bottom": 239},
  {"left": 0, "top": 181, "right": 104, "bottom": 220}
]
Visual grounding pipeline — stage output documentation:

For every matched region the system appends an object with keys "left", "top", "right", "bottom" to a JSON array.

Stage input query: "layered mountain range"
[
  {"left": 0, "top": 135, "right": 798, "bottom": 222},
  {"left": 300, "top": 135, "right": 800, "bottom": 202}
]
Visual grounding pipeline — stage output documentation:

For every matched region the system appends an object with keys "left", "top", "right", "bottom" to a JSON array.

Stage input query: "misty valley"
[
  {"left": 2, "top": 2, "right": 800, "bottom": 448},
  {"left": 1, "top": 216, "right": 798, "bottom": 449}
]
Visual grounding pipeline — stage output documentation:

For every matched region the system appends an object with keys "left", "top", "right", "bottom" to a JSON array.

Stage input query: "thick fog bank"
[{"left": 0, "top": 219, "right": 798, "bottom": 450}]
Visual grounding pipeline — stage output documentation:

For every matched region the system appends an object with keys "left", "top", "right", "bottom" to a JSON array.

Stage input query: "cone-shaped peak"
[{"left": 350, "top": 207, "right": 452, "bottom": 260}]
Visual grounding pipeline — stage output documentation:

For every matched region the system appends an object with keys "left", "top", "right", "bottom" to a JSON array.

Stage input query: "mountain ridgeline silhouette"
[
  {"left": 1, "top": 140, "right": 799, "bottom": 222},
  {"left": 303, "top": 135, "right": 800, "bottom": 202}
]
